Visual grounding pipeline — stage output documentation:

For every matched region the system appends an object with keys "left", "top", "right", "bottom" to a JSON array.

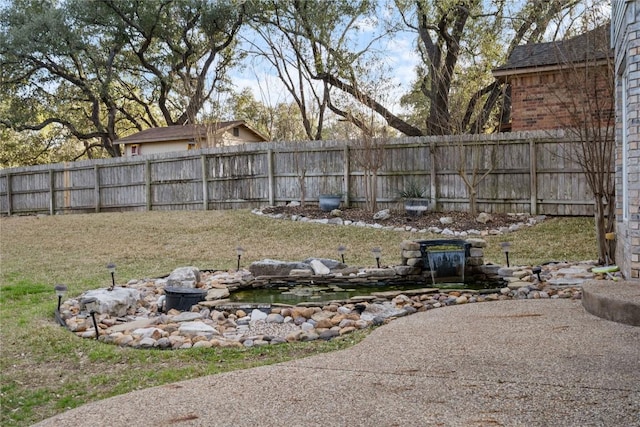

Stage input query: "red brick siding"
[
  {"left": 509, "top": 66, "right": 613, "bottom": 132},
  {"left": 614, "top": 4, "right": 640, "bottom": 280}
]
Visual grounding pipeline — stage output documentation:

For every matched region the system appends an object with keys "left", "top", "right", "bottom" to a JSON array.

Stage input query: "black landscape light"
[
  {"left": 371, "top": 247, "right": 382, "bottom": 268},
  {"left": 82, "top": 297, "right": 100, "bottom": 340},
  {"left": 338, "top": 245, "right": 347, "bottom": 264},
  {"left": 236, "top": 247, "right": 245, "bottom": 271},
  {"left": 500, "top": 242, "right": 511, "bottom": 267},
  {"left": 532, "top": 266, "right": 542, "bottom": 282},
  {"left": 54, "top": 284, "right": 67, "bottom": 312},
  {"left": 107, "top": 263, "right": 116, "bottom": 291},
  {"left": 54, "top": 284, "right": 68, "bottom": 326}
]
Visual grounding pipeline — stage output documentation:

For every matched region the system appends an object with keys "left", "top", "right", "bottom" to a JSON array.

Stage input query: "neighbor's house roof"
[
  {"left": 493, "top": 24, "right": 612, "bottom": 78},
  {"left": 114, "top": 121, "right": 268, "bottom": 145}
]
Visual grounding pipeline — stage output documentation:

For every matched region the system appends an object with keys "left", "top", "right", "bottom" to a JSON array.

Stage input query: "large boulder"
[
  {"left": 166, "top": 266, "right": 201, "bottom": 288},
  {"left": 81, "top": 288, "right": 140, "bottom": 317},
  {"left": 249, "top": 259, "right": 309, "bottom": 277}
]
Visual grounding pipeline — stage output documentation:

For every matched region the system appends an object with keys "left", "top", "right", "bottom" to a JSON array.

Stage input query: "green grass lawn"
[{"left": 0, "top": 210, "right": 597, "bottom": 426}]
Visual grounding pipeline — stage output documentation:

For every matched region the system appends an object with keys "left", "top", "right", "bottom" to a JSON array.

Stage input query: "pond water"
[{"left": 229, "top": 280, "right": 497, "bottom": 305}]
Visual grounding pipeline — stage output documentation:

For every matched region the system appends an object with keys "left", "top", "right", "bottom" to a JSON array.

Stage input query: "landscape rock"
[
  {"left": 206, "top": 288, "right": 230, "bottom": 300},
  {"left": 178, "top": 321, "right": 218, "bottom": 335},
  {"left": 266, "top": 313, "right": 285, "bottom": 323},
  {"left": 373, "top": 209, "right": 391, "bottom": 220},
  {"left": 81, "top": 288, "right": 140, "bottom": 317},
  {"left": 166, "top": 266, "right": 201, "bottom": 288},
  {"left": 476, "top": 212, "right": 493, "bottom": 224},
  {"left": 249, "top": 259, "right": 309, "bottom": 276},
  {"left": 310, "top": 259, "right": 331, "bottom": 275},
  {"left": 250, "top": 309, "right": 268, "bottom": 322},
  {"left": 400, "top": 240, "right": 421, "bottom": 251},
  {"left": 289, "top": 269, "right": 313, "bottom": 277},
  {"left": 171, "top": 312, "right": 202, "bottom": 322}
]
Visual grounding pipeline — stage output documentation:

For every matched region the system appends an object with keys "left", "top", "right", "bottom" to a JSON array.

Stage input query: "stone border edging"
[{"left": 252, "top": 208, "right": 546, "bottom": 236}]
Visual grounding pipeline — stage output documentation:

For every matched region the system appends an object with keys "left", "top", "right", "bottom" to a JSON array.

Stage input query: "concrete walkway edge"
[{"left": 582, "top": 279, "right": 640, "bottom": 326}]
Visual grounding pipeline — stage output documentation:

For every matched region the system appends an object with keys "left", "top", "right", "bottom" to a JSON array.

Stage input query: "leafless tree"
[
  {"left": 447, "top": 137, "right": 500, "bottom": 216},
  {"left": 548, "top": 23, "right": 615, "bottom": 264},
  {"left": 351, "top": 126, "right": 389, "bottom": 213}
]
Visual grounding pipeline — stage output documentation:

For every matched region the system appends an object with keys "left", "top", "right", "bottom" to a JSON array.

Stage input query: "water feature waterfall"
[{"left": 418, "top": 240, "right": 471, "bottom": 286}]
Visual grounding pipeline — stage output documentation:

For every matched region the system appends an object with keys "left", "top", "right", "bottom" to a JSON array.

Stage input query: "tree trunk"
[
  {"left": 370, "top": 170, "right": 378, "bottom": 213},
  {"left": 104, "top": 138, "right": 121, "bottom": 157},
  {"left": 469, "top": 188, "right": 477, "bottom": 216},
  {"left": 594, "top": 196, "right": 616, "bottom": 265}
]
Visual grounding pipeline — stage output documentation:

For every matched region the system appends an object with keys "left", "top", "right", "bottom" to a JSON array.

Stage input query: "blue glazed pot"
[{"left": 318, "top": 194, "right": 342, "bottom": 212}]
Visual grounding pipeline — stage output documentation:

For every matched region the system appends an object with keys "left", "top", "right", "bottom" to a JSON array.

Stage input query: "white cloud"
[{"left": 385, "top": 35, "right": 420, "bottom": 87}]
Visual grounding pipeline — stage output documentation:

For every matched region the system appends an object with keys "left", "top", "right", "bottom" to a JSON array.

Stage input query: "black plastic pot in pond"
[{"left": 164, "top": 286, "right": 207, "bottom": 312}]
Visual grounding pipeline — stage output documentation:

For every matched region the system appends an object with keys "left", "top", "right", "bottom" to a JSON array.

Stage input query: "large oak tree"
[
  {"left": 1, "top": 0, "right": 247, "bottom": 157},
  {"left": 250, "top": 0, "right": 592, "bottom": 136}
]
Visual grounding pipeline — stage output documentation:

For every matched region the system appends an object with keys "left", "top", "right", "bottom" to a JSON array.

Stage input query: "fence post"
[
  {"left": 94, "top": 165, "right": 100, "bottom": 213},
  {"left": 430, "top": 141, "right": 437, "bottom": 210},
  {"left": 145, "top": 160, "right": 152, "bottom": 211},
  {"left": 529, "top": 139, "right": 538, "bottom": 215},
  {"left": 267, "top": 149, "right": 275, "bottom": 205},
  {"left": 343, "top": 145, "right": 350, "bottom": 208},
  {"left": 201, "top": 154, "right": 208, "bottom": 211},
  {"left": 49, "top": 169, "right": 55, "bottom": 215},
  {"left": 5, "top": 173, "right": 12, "bottom": 216}
]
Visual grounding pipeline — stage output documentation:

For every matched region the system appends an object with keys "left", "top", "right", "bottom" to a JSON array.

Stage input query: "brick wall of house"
[
  {"left": 613, "top": 1, "right": 640, "bottom": 279},
  {"left": 509, "top": 66, "right": 613, "bottom": 132}
]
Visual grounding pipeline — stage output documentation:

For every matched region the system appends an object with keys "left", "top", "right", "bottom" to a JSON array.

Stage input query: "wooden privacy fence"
[{"left": 0, "top": 130, "right": 604, "bottom": 217}]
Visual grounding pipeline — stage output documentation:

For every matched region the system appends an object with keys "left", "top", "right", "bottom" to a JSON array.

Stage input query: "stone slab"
[{"left": 107, "top": 317, "right": 156, "bottom": 333}]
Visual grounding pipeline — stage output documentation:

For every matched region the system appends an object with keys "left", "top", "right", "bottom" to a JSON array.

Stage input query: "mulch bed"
[{"left": 261, "top": 205, "right": 530, "bottom": 232}]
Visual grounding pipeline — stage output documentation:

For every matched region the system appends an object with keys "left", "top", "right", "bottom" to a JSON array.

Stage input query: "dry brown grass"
[
  {"left": 2, "top": 210, "right": 423, "bottom": 287},
  {"left": 1, "top": 210, "right": 597, "bottom": 288}
]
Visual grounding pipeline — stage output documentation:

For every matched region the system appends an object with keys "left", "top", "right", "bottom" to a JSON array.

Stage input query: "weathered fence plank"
[{"left": 0, "top": 131, "right": 609, "bottom": 217}]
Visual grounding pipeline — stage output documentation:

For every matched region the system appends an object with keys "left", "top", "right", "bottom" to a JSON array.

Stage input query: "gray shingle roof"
[
  {"left": 114, "top": 121, "right": 268, "bottom": 144},
  {"left": 494, "top": 24, "right": 611, "bottom": 73}
]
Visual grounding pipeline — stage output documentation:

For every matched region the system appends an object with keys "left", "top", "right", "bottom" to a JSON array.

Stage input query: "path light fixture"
[
  {"left": 107, "top": 263, "right": 116, "bottom": 291},
  {"left": 337, "top": 245, "right": 347, "bottom": 264},
  {"left": 532, "top": 266, "right": 542, "bottom": 282},
  {"left": 236, "top": 247, "right": 245, "bottom": 271},
  {"left": 54, "top": 284, "right": 68, "bottom": 311},
  {"left": 54, "top": 284, "right": 68, "bottom": 326},
  {"left": 82, "top": 297, "right": 100, "bottom": 340},
  {"left": 500, "top": 242, "right": 511, "bottom": 267},
  {"left": 371, "top": 247, "right": 382, "bottom": 268}
]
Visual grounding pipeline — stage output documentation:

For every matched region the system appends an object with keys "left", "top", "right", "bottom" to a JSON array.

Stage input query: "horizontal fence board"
[{"left": 0, "top": 131, "right": 610, "bottom": 217}]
